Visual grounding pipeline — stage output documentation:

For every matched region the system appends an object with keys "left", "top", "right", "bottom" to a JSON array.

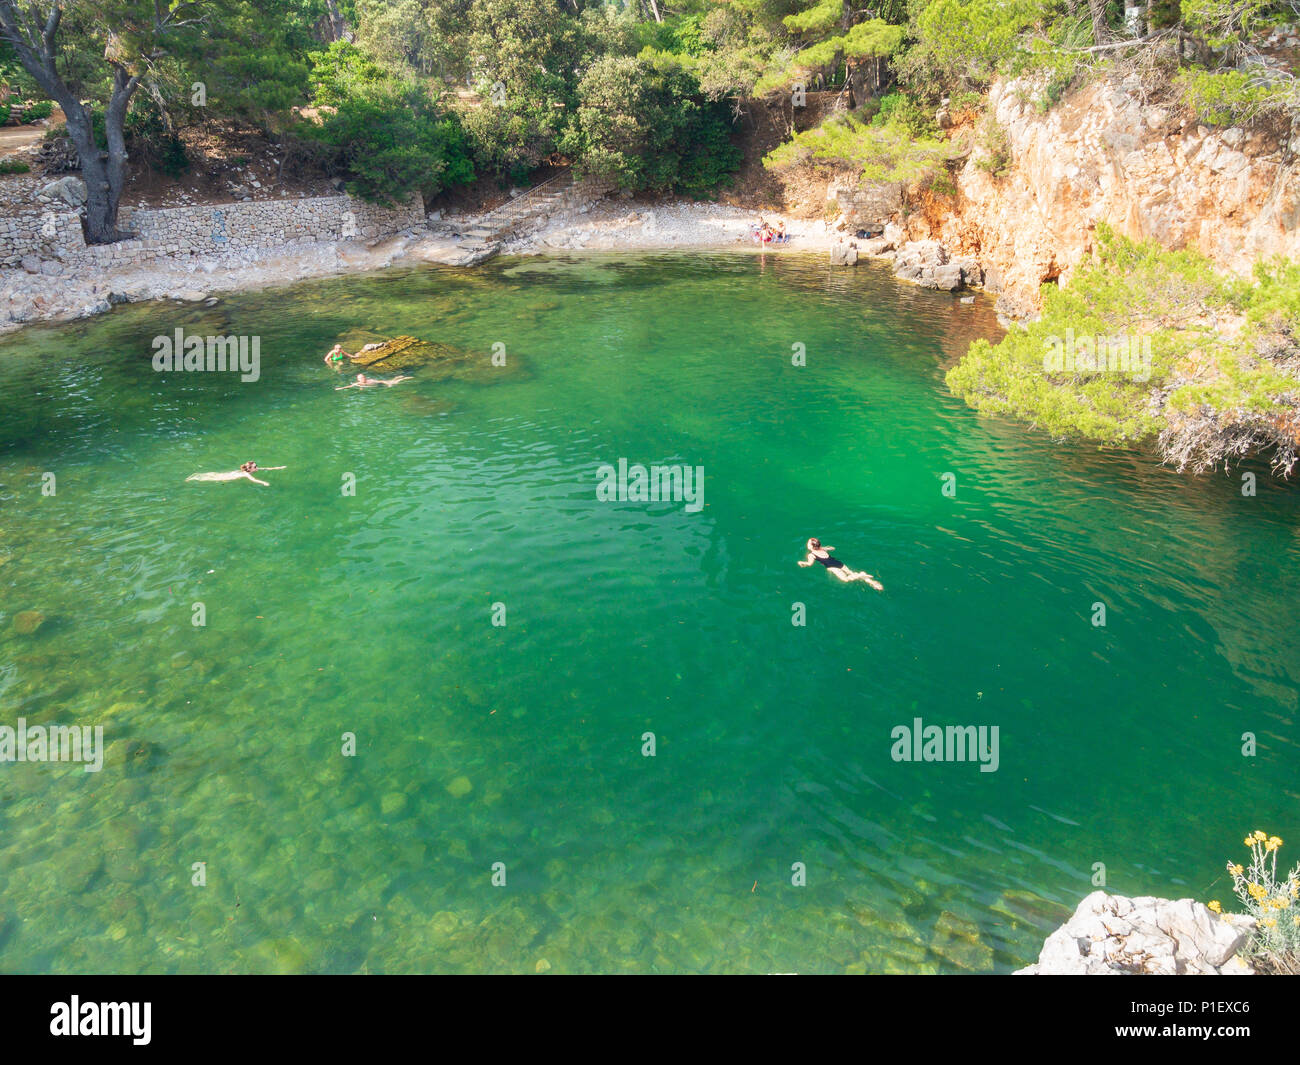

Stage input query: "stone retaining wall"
[
  {"left": 1, "top": 208, "right": 86, "bottom": 267},
  {"left": 118, "top": 192, "right": 423, "bottom": 253},
  {"left": 2, "top": 192, "right": 423, "bottom": 269}
]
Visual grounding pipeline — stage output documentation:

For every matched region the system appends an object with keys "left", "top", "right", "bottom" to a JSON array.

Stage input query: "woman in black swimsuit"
[{"left": 798, "top": 537, "right": 883, "bottom": 590}]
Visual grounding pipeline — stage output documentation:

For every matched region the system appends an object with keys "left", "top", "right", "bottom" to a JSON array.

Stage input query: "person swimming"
[
  {"left": 336, "top": 372, "right": 412, "bottom": 390},
  {"left": 186, "top": 461, "right": 285, "bottom": 487},
  {"left": 797, "top": 537, "right": 883, "bottom": 590}
]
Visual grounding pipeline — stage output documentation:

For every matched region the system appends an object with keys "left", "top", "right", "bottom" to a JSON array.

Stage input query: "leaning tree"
[{"left": 0, "top": 2, "right": 208, "bottom": 242}]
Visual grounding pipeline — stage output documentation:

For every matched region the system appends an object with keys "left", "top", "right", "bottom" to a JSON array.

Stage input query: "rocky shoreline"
[
  {"left": 1017, "top": 891, "right": 1257, "bottom": 975},
  {"left": 1, "top": 198, "right": 999, "bottom": 339}
]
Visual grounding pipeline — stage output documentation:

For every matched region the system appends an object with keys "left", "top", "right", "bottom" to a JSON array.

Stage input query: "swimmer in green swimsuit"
[{"left": 324, "top": 342, "right": 385, "bottom": 367}]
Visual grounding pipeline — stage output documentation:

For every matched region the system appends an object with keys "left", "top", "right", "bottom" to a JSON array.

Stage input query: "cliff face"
[{"left": 910, "top": 77, "right": 1300, "bottom": 312}]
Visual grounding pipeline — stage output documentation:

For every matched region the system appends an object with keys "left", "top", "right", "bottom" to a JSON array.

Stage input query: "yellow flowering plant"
[{"left": 1222, "top": 830, "right": 1300, "bottom": 960}]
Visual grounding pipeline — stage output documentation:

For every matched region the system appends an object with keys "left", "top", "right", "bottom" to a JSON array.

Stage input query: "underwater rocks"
[
  {"left": 13, "top": 610, "right": 46, "bottom": 635},
  {"left": 330, "top": 333, "right": 523, "bottom": 385},
  {"left": 380, "top": 792, "right": 409, "bottom": 817},
  {"left": 1016, "top": 891, "right": 1255, "bottom": 975},
  {"left": 930, "top": 910, "right": 995, "bottom": 972}
]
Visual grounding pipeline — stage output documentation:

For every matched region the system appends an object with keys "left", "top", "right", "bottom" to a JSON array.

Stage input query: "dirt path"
[{"left": 0, "top": 108, "right": 64, "bottom": 158}]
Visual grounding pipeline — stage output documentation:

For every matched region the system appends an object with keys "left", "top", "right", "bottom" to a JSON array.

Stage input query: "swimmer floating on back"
[
  {"left": 186, "top": 461, "right": 285, "bottom": 487},
  {"left": 798, "top": 537, "right": 883, "bottom": 590},
  {"left": 336, "top": 373, "right": 412, "bottom": 390}
]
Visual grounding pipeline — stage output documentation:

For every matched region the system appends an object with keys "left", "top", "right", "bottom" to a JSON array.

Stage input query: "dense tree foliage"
[
  {"left": 946, "top": 228, "right": 1300, "bottom": 474},
  {"left": 299, "top": 41, "right": 473, "bottom": 203},
  {"left": 1, "top": 1, "right": 1292, "bottom": 234},
  {"left": 563, "top": 52, "right": 741, "bottom": 193}
]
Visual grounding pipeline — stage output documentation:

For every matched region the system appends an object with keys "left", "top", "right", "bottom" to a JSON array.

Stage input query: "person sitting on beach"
[
  {"left": 797, "top": 537, "right": 883, "bottom": 590},
  {"left": 186, "top": 461, "right": 285, "bottom": 487},
  {"left": 336, "top": 372, "right": 412, "bottom": 390},
  {"left": 776, "top": 221, "right": 787, "bottom": 242}
]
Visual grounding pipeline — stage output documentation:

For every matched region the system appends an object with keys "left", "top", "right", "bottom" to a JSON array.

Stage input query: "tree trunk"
[
  {"left": 101, "top": 68, "right": 137, "bottom": 237},
  {"left": 845, "top": 61, "right": 865, "bottom": 110},
  {"left": 61, "top": 99, "right": 116, "bottom": 243},
  {"left": 1086, "top": 0, "right": 1111, "bottom": 44},
  {"left": 0, "top": 3, "right": 136, "bottom": 243},
  {"left": 324, "top": 0, "right": 348, "bottom": 42},
  {"left": 648, "top": 0, "right": 663, "bottom": 24}
]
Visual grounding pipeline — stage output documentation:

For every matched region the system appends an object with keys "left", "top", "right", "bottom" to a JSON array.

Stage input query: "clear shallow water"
[{"left": 0, "top": 252, "right": 1297, "bottom": 974}]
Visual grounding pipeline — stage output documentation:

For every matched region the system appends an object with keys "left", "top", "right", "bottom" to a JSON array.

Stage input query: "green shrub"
[
  {"left": 0, "top": 158, "right": 31, "bottom": 174},
  {"left": 125, "top": 101, "right": 189, "bottom": 179},
  {"left": 765, "top": 110, "right": 960, "bottom": 185},
  {"left": 1176, "top": 68, "right": 1294, "bottom": 126},
  {"left": 872, "top": 92, "right": 939, "bottom": 138},
  {"left": 974, "top": 116, "right": 1011, "bottom": 176},
  {"left": 946, "top": 227, "right": 1300, "bottom": 469},
  {"left": 929, "top": 168, "right": 957, "bottom": 197},
  {"left": 22, "top": 100, "right": 53, "bottom": 122},
  {"left": 300, "top": 42, "right": 474, "bottom": 205},
  {"left": 564, "top": 54, "right": 740, "bottom": 196}
]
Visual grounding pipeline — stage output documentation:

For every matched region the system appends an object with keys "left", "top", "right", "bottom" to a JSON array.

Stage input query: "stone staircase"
[{"left": 446, "top": 170, "right": 614, "bottom": 263}]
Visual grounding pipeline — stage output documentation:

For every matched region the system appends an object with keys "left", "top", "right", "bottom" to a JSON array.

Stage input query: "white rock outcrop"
[{"left": 1016, "top": 891, "right": 1256, "bottom": 975}]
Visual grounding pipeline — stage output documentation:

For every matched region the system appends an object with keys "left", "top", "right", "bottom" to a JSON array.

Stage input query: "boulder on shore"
[
  {"left": 1015, "top": 891, "right": 1256, "bottom": 975},
  {"left": 37, "top": 176, "right": 87, "bottom": 208},
  {"left": 829, "top": 242, "right": 858, "bottom": 266}
]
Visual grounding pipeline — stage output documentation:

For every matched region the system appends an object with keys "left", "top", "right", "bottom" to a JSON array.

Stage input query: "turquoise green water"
[{"left": 1, "top": 252, "right": 1297, "bottom": 974}]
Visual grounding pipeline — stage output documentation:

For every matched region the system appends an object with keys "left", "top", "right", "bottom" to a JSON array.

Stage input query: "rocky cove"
[{"left": 7, "top": 71, "right": 1297, "bottom": 336}]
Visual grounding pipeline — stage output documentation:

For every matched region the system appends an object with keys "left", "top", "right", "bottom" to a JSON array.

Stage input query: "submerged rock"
[
  {"left": 380, "top": 791, "right": 409, "bottom": 817},
  {"left": 332, "top": 334, "right": 519, "bottom": 384},
  {"left": 13, "top": 610, "right": 45, "bottom": 635},
  {"left": 446, "top": 776, "right": 473, "bottom": 798},
  {"left": 930, "top": 910, "right": 994, "bottom": 972}
]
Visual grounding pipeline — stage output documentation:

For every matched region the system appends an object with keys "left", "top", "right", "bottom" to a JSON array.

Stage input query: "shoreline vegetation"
[{"left": 3, "top": 1, "right": 1297, "bottom": 475}]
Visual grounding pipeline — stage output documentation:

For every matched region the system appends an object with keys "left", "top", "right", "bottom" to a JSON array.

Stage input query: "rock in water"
[
  {"left": 930, "top": 910, "right": 994, "bottom": 972},
  {"left": 13, "top": 610, "right": 45, "bottom": 635},
  {"left": 336, "top": 334, "right": 520, "bottom": 384},
  {"left": 380, "top": 792, "right": 409, "bottom": 817},
  {"left": 446, "top": 776, "right": 473, "bottom": 798},
  {"left": 927, "top": 264, "right": 964, "bottom": 291}
]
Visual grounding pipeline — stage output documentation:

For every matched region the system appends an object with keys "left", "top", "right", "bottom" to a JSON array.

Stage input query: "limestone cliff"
[{"left": 916, "top": 76, "right": 1298, "bottom": 312}]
